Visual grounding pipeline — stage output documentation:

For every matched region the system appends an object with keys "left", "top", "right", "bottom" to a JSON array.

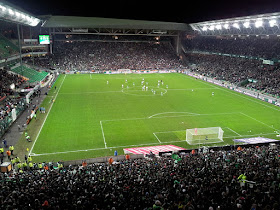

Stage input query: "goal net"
[{"left": 186, "top": 127, "right": 224, "bottom": 145}]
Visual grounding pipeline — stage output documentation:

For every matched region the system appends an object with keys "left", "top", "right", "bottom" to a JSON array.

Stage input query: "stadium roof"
[
  {"left": 189, "top": 12, "right": 280, "bottom": 36},
  {"left": 0, "top": 0, "right": 40, "bottom": 26},
  {"left": 41, "top": 15, "right": 189, "bottom": 31}
]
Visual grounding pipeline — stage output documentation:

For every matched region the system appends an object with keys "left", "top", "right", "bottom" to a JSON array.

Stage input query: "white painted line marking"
[
  {"left": 226, "top": 127, "right": 242, "bottom": 136},
  {"left": 148, "top": 112, "right": 199, "bottom": 119},
  {"left": 240, "top": 112, "right": 280, "bottom": 132},
  {"left": 100, "top": 120, "right": 107, "bottom": 148},
  {"left": 29, "top": 74, "right": 67, "bottom": 156},
  {"left": 187, "top": 75, "right": 280, "bottom": 112},
  {"left": 102, "top": 112, "right": 240, "bottom": 122},
  {"left": 153, "top": 133, "right": 161, "bottom": 143}
]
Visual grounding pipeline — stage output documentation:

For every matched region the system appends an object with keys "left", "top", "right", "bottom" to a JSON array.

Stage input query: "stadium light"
[
  {"left": 233, "top": 22, "right": 240, "bottom": 29},
  {"left": 0, "top": 2, "right": 40, "bottom": 27},
  {"left": 269, "top": 19, "right": 277, "bottom": 27},
  {"left": 243, "top": 21, "right": 250, "bottom": 28},
  {"left": 255, "top": 19, "right": 263, "bottom": 28},
  {"left": 223, "top": 23, "right": 229, "bottom": 29},
  {"left": 190, "top": 12, "right": 280, "bottom": 35},
  {"left": 202, "top": 26, "right": 208, "bottom": 31},
  {"left": 215, "top": 24, "right": 222, "bottom": 30},
  {"left": 209, "top": 25, "right": 215, "bottom": 31}
]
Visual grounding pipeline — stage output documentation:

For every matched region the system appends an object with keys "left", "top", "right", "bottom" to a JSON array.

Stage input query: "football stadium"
[{"left": 0, "top": 0, "right": 280, "bottom": 209}]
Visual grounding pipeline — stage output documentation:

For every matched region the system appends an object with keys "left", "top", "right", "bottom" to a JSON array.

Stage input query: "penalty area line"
[
  {"left": 225, "top": 127, "right": 242, "bottom": 136},
  {"left": 240, "top": 112, "right": 280, "bottom": 133},
  {"left": 153, "top": 133, "right": 162, "bottom": 143}
]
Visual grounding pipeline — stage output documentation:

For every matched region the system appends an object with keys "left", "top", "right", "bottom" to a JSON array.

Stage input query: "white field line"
[
  {"left": 148, "top": 112, "right": 199, "bottom": 119},
  {"left": 121, "top": 86, "right": 168, "bottom": 97},
  {"left": 168, "top": 88, "right": 218, "bottom": 91},
  {"left": 153, "top": 133, "right": 162, "bottom": 143},
  {"left": 84, "top": 74, "right": 165, "bottom": 80},
  {"left": 225, "top": 127, "right": 242, "bottom": 136},
  {"left": 100, "top": 121, "right": 107, "bottom": 148},
  {"left": 240, "top": 112, "right": 280, "bottom": 132},
  {"left": 103, "top": 112, "right": 240, "bottom": 122},
  {"left": 31, "top": 132, "right": 278, "bottom": 157},
  {"left": 29, "top": 74, "right": 67, "bottom": 156},
  {"left": 59, "top": 90, "right": 122, "bottom": 95},
  {"left": 187, "top": 75, "right": 280, "bottom": 112},
  {"left": 58, "top": 88, "right": 216, "bottom": 95}
]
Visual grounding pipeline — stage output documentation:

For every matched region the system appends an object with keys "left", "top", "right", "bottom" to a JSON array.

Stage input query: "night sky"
[{"left": 7, "top": 0, "right": 280, "bottom": 23}]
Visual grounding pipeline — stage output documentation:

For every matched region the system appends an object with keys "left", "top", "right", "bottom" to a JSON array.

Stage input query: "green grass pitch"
[{"left": 28, "top": 73, "right": 280, "bottom": 162}]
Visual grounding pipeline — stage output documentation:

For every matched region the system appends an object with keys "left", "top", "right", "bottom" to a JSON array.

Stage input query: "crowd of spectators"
[
  {"left": 0, "top": 69, "right": 25, "bottom": 120},
  {"left": 183, "top": 36, "right": 280, "bottom": 96},
  {"left": 1, "top": 144, "right": 280, "bottom": 209},
  {"left": 184, "top": 36, "right": 280, "bottom": 60},
  {"left": 184, "top": 53, "right": 280, "bottom": 96},
  {"left": 25, "top": 41, "right": 185, "bottom": 71},
  {"left": 0, "top": 69, "right": 22, "bottom": 97}
]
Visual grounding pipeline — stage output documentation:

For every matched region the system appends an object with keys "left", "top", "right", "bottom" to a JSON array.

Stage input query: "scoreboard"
[{"left": 39, "top": 35, "right": 50, "bottom": 44}]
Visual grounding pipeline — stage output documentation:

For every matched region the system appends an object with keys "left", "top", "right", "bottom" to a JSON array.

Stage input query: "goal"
[{"left": 186, "top": 127, "right": 224, "bottom": 145}]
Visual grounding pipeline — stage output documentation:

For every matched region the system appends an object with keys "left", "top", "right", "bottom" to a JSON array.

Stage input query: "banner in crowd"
[{"left": 233, "top": 137, "right": 278, "bottom": 144}]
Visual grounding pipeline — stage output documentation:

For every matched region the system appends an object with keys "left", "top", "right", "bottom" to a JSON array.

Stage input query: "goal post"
[{"left": 186, "top": 127, "right": 224, "bottom": 145}]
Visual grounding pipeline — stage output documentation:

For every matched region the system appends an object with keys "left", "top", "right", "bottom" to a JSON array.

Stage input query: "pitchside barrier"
[
  {"left": 63, "top": 154, "right": 144, "bottom": 167},
  {"left": 62, "top": 69, "right": 180, "bottom": 75},
  {"left": 158, "top": 140, "right": 280, "bottom": 157},
  {"left": 63, "top": 140, "right": 280, "bottom": 166}
]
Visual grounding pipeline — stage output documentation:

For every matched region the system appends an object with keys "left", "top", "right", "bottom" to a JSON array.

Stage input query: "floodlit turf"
[{"left": 29, "top": 73, "right": 280, "bottom": 162}]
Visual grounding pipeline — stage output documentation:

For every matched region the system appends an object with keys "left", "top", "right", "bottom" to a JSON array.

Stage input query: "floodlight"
[
  {"left": 255, "top": 19, "right": 263, "bottom": 28},
  {"left": 29, "top": 17, "right": 40, "bottom": 26},
  {"left": 202, "top": 26, "right": 208, "bottom": 31},
  {"left": 8, "top": 8, "right": 14, "bottom": 15},
  {"left": 269, "top": 19, "right": 277, "bottom": 27},
  {"left": 209, "top": 25, "right": 215, "bottom": 30},
  {"left": 0, "top": 5, "right": 6, "bottom": 12},
  {"left": 0, "top": 2, "right": 40, "bottom": 27},
  {"left": 215, "top": 24, "right": 222, "bottom": 30},
  {"left": 15, "top": 11, "right": 20, "bottom": 17},
  {"left": 243, "top": 21, "right": 250, "bottom": 28},
  {"left": 223, "top": 23, "right": 229, "bottom": 29},
  {"left": 233, "top": 22, "right": 239, "bottom": 29}
]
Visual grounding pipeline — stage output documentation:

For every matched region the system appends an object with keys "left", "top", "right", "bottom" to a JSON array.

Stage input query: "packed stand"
[
  {"left": 184, "top": 36, "right": 280, "bottom": 60},
  {"left": 184, "top": 36, "right": 280, "bottom": 97},
  {"left": 1, "top": 144, "right": 280, "bottom": 209},
  {"left": 0, "top": 37, "right": 19, "bottom": 59},
  {"left": 0, "top": 69, "right": 25, "bottom": 120},
  {"left": 25, "top": 41, "right": 185, "bottom": 71}
]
